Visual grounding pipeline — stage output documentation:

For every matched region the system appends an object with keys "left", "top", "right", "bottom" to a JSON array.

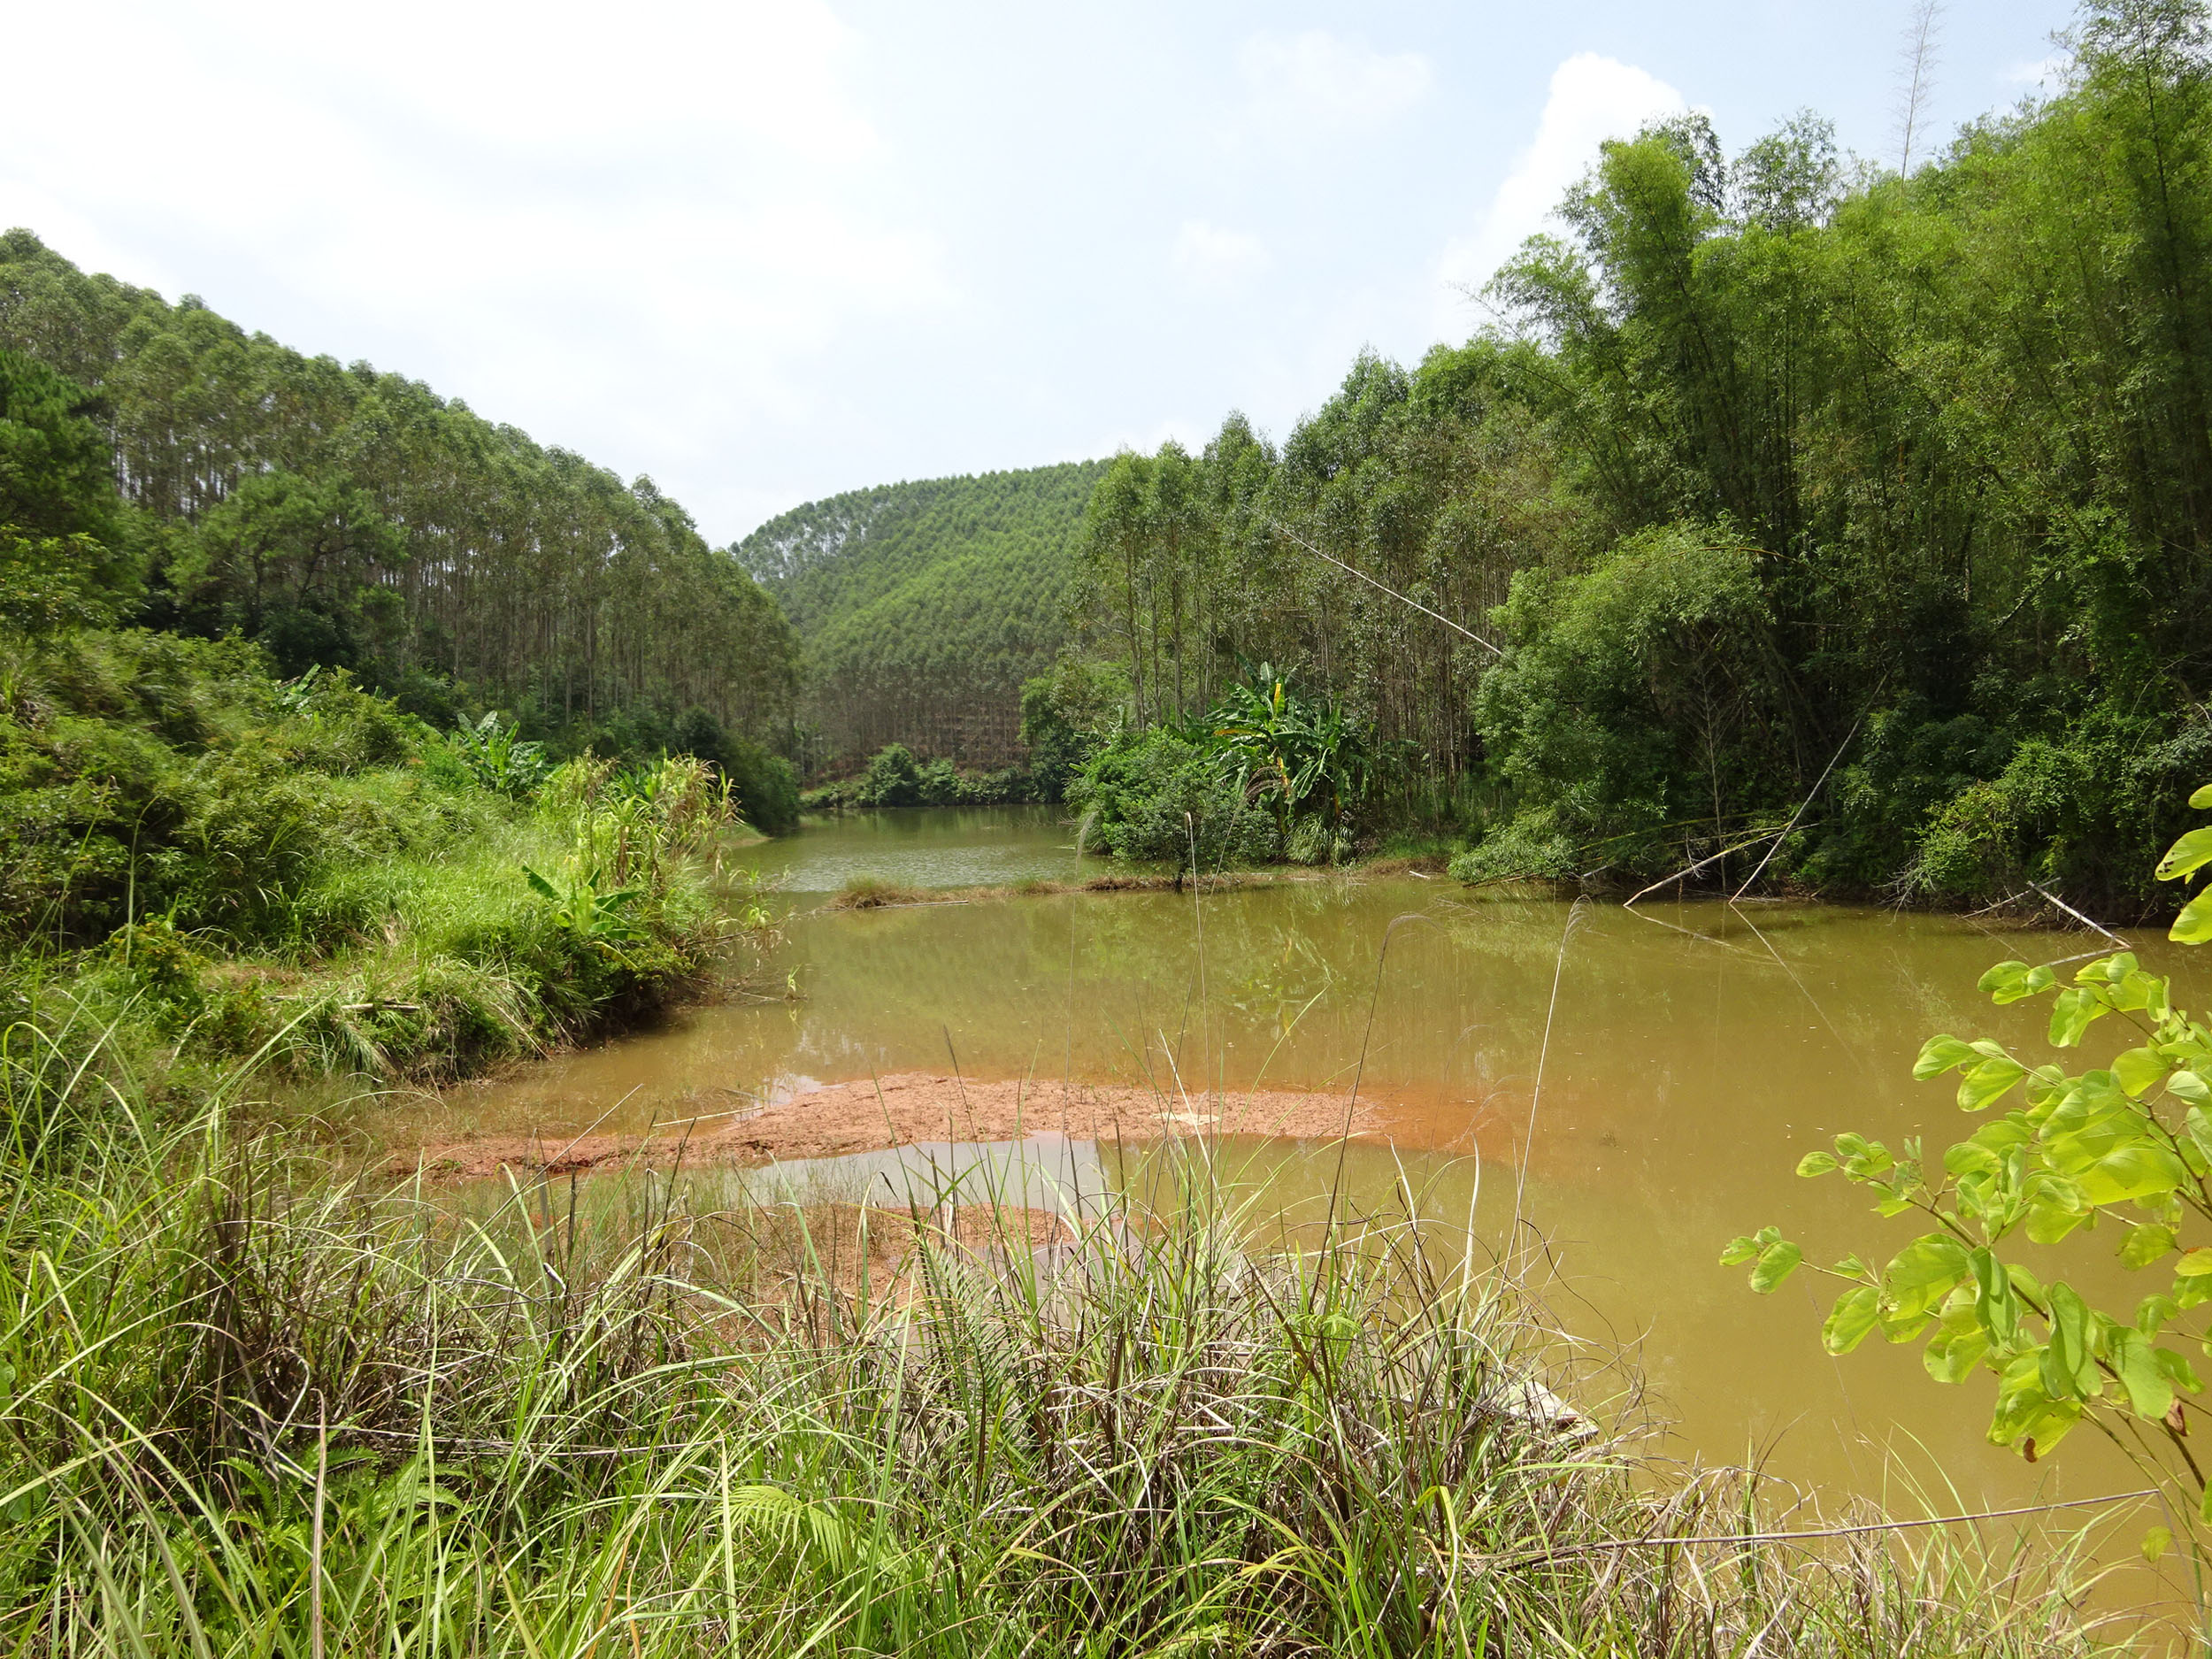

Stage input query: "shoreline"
[{"left": 390, "top": 1071, "right": 1397, "bottom": 1180}]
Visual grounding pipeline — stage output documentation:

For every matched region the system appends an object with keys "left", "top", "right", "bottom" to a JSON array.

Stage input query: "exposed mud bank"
[{"left": 396, "top": 1071, "right": 1392, "bottom": 1180}]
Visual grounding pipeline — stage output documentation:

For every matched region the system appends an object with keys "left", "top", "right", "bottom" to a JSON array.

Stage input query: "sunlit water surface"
[{"left": 413, "top": 806, "right": 2202, "bottom": 1624}]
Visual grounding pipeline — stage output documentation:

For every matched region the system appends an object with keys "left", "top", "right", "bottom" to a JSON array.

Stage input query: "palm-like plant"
[{"left": 1210, "top": 665, "right": 1365, "bottom": 835}]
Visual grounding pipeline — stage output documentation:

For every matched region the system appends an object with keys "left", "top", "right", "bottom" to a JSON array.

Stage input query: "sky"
[{"left": 4, "top": 0, "right": 2076, "bottom": 546}]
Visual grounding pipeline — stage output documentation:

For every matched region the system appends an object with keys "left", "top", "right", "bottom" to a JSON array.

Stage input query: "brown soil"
[{"left": 396, "top": 1072, "right": 1389, "bottom": 1181}]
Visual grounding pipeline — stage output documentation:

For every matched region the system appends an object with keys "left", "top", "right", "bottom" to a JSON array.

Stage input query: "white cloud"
[
  {"left": 2005, "top": 53, "right": 2064, "bottom": 88},
  {"left": 1172, "top": 220, "right": 1269, "bottom": 295},
  {"left": 1235, "top": 31, "right": 1432, "bottom": 136},
  {"left": 0, "top": 0, "right": 946, "bottom": 537},
  {"left": 1432, "top": 53, "right": 1686, "bottom": 331}
]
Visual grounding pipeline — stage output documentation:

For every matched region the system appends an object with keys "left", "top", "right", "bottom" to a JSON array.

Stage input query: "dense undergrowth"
[
  {"left": 0, "top": 1032, "right": 2117, "bottom": 1655},
  {"left": 801, "top": 741, "right": 1046, "bottom": 812},
  {"left": 0, "top": 622, "right": 773, "bottom": 1092}
]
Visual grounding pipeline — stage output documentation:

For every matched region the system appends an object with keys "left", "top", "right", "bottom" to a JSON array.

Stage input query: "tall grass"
[{"left": 0, "top": 1017, "right": 2113, "bottom": 1656}]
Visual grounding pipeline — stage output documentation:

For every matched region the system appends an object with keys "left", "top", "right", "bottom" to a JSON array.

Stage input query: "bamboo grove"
[
  {"left": 1071, "top": 0, "right": 2212, "bottom": 913},
  {"left": 0, "top": 229, "right": 797, "bottom": 748}
]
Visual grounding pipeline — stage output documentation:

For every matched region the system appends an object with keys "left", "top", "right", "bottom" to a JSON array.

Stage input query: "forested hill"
[
  {"left": 0, "top": 230, "right": 796, "bottom": 749},
  {"left": 737, "top": 462, "right": 1104, "bottom": 767}
]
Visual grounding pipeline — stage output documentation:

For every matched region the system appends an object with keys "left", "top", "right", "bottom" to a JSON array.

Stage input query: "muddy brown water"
[{"left": 407, "top": 807, "right": 2204, "bottom": 1624}]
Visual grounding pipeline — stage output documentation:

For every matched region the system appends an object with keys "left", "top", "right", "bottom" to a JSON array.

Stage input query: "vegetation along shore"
[{"left": 4, "top": 0, "right": 2212, "bottom": 1648}]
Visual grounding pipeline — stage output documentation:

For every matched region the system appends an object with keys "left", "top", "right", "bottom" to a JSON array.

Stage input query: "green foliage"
[
  {"left": 1471, "top": 527, "right": 1779, "bottom": 878},
  {"left": 1068, "top": 667, "right": 1371, "bottom": 869},
  {"left": 0, "top": 233, "right": 798, "bottom": 752},
  {"left": 862, "top": 741, "right": 923, "bottom": 806},
  {"left": 1733, "top": 780, "right": 2212, "bottom": 1535},
  {"left": 0, "top": 346, "right": 135, "bottom": 632},
  {"left": 448, "top": 709, "right": 552, "bottom": 798},
  {"left": 807, "top": 743, "right": 1042, "bottom": 810},
  {"left": 738, "top": 464, "right": 1103, "bottom": 768},
  {"left": 1210, "top": 664, "right": 1368, "bottom": 848},
  {"left": 0, "top": 624, "right": 770, "bottom": 1082},
  {"left": 1069, "top": 726, "right": 1283, "bottom": 869},
  {"left": 1019, "top": 659, "right": 1127, "bottom": 802}
]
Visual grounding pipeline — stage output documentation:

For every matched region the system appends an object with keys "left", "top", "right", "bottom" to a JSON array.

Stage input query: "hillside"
[
  {"left": 0, "top": 230, "right": 796, "bottom": 752},
  {"left": 737, "top": 461, "right": 1104, "bottom": 767}
]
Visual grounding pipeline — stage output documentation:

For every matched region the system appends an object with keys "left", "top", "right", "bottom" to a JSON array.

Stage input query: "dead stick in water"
[
  {"left": 1624, "top": 827, "right": 1792, "bottom": 909},
  {"left": 1730, "top": 712, "right": 1866, "bottom": 902}
]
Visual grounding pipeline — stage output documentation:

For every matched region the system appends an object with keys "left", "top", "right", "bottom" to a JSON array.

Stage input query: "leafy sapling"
[{"left": 1728, "top": 785, "right": 2212, "bottom": 1517}]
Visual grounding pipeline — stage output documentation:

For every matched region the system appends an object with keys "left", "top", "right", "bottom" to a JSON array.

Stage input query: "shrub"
[{"left": 1069, "top": 728, "right": 1281, "bottom": 867}]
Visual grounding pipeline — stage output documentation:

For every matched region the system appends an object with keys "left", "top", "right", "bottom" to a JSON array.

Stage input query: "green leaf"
[
  {"left": 1884, "top": 1236, "right": 1972, "bottom": 1323},
  {"left": 1719, "top": 1235, "right": 1761, "bottom": 1267},
  {"left": 2154, "top": 1346, "right": 2202, "bottom": 1395},
  {"left": 1978, "top": 961, "right": 2033, "bottom": 1002},
  {"left": 2175, "top": 1249, "right": 2212, "bottom": 1277},
  {"left": 2108, "top": 1327, "right": 2174, "bottom": 1420},
  {"left": 1970, "top": 1248, "right": 2022, "bottom": 1347},
  {"left": 2077, "top": 1142, "right": 2189, "bottom": 1207},
  {"left": 2155, "top": 826, "right": 2212, "bottom": 883},
  {"left": 2122, "top": 1225, "right": 2178, "bottom": 1270},
  {"left": 1795, "top": 1150, "right": 1839, "bottom": 1177},
  {"left": 1750, "top": 1240, "right": 1802, "bottom": 1294},
  {"left": 2115, "top": 1047, "right": 2170, "bottom": 1099},
  {"left": 2138, "top": 1293, "right": 2180, "bottom": 1336},
  {"left": 522, "top": 864, "right": 560, "bottom": 902},
  {"left": 1990, "top": 1354, "right": 2085, "bottom": 1456},
  {"left": 2174, "top": 1074, "right": 2212, "bottom": 1109},
  {"left": 1822, "top": 1286, "right": 1881, "bottom": 1355},
  {"left": 2144, "top": 1525, "right": 2173, "bottom": 1564},
  {"left": 2174, "top": 888, "right": 2212, "bottom": 947},
  {"left": 2026, "top": 1208, "right": 2088, "bottom": 1244},
  {"left": 1924, "top": 1307, "right": 1991, "bottom": 1383},
  {"left": 2192, "top": 784, "right": 2212, "bottom": 810},
  {"left": 2048, "top": 987, "right": 2109, "bottom": 1048},
  {"left": 1958, "top": 1055, "right": 2026, "bottom": 1112},
  {"left": 2041, "top": 1285, "right": 2101, "bottom": 1401},
  {"left": 1915, "top": 1036, "right": 1977, "bottom": 1080}
]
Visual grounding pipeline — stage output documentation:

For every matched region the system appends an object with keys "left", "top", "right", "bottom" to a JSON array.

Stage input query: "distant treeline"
[
  {"left": 738, "top": 464, "right": 1103, "bottom": 770},
  {"left": 0, "top": 230, "right": 796, "bottom": 755},
  {"left": 1074, "top": 0, "right": 2212, "bottom": 913}
]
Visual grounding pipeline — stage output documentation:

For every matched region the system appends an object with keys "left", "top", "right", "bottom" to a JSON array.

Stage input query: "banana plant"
[
  {"left": 1210, "top": 665, "right": 1366, "bottom": 835},
  {"left": 521, "top": 863, "right": 648, "bottom": 965},
  {"left": 451, "top": 711, "right": 551, "bottom": 798}
]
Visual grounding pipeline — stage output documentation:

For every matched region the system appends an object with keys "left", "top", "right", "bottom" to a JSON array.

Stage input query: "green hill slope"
[
  {"left": 0, "top": 230, "right": 795, "bottom": 749},
  {"left": 737, "top": 462, "right": 1104, "bottom": 768}
]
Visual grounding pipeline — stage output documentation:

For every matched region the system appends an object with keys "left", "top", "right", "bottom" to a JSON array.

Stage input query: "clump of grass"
[
  {"left": 833, "top": 875, "right": 938, "bottom": 909},
  {"left": 0, "top": 1025, "right": 2116, "bottom": 1656}
]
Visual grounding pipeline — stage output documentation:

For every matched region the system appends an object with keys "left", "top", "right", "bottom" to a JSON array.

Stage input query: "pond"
[{"left": 418, "top": 805, "right": 2198, "bottom": 1610}]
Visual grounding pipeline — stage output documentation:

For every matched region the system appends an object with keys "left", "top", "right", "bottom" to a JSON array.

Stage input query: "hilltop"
[{"left": 736, "top": 461, "right": 1104, "bottom": 768}]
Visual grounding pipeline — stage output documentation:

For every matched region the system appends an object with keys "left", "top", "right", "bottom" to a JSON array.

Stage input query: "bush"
[
  {"left": 805, "top": 747, "right": 1041, "bottom": 812},
  {"left": 862, "top": 742, "right": 923, "bottom": 806},
  {"left": 1068, "top": 728, "right": 1281, "bottom": 867},
  {"left": 1469, "top": 525, "right": 1782, "bottom": 881},
  {"left": 1736, "top": 782, "right": 2212, "bottom": 1560}
]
